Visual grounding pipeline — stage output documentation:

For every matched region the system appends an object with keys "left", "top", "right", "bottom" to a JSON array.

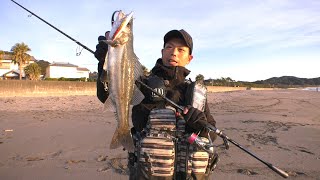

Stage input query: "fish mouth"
[{"left": 109, "top": 11, "right": 134, "bottom": 43}]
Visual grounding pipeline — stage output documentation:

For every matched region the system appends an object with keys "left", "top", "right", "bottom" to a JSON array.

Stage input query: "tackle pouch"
[
  {"left": 137, "top": 108, "right": 176, "bottom": 179},
  {"left": 188, "top": 136, "right": 213, "bottom": 175},
  {"left": 185, "top": 81, "right": 207, "bottom": 112}
]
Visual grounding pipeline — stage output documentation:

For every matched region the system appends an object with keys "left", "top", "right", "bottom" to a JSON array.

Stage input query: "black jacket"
[
  {"left": 95, "top": 57, "right": 217, "bottom": 134},
  {"left": 132, "top": 59, "right": 216, "bottom": 134}
]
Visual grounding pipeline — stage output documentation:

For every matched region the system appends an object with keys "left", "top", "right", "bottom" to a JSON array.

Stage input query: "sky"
[{"left": 1, "top": 0, "right": 319, "bottom": 82}]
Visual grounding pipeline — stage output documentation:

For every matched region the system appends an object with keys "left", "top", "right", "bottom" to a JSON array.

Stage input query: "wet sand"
[{"left": 0, "top": 89, "right": 319, "bottom": 179}]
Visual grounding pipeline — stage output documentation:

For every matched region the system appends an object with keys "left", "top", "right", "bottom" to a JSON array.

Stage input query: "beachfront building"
[
  {"left": 45, "top": 62, "right": 90, "bottom": 79},
  {"left": 0, "top": 51, "right": 35, "bottom": 80}
]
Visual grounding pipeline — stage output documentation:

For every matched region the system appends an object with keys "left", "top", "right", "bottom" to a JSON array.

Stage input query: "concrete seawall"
[
  {"left": 0, "top": 80, "right": 96, "bottom": 97},
  {"left": 0, "top": 80, "right": 276, "bottom": 97}
]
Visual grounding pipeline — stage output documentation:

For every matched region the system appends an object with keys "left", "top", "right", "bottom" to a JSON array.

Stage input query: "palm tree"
[{"left": 11, "top": 43, "right": 31, "bottom": 80}]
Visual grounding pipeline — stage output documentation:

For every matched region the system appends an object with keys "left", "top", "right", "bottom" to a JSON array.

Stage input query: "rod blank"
[{"left": 11, "top": 0, "right": 94, "bottom": 54}]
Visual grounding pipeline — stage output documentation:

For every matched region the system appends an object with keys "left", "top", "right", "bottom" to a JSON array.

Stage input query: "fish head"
[{"left": 107, "top": 11, "right": 134, "bottom": 47}]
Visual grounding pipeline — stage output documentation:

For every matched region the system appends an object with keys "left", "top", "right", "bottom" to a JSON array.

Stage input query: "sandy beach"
[{"left": 0, "top": 89, "right": 319, "bottom": 180}]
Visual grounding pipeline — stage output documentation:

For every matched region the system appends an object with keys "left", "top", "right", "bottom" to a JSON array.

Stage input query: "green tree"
[
  {"left": 225, "top": 77, "right": 235, "bottom": 86},
  {"left": 24, "top": 63, "right": 41, "bottom": 80},
  {"left": 11, "top": 42, "right": 32, "bottom": 80},
  {"left": 36, "top": 60, "right": 50, "bottom": 75},
  {"left": 89, "top": 71, "right": 98, "bottom": 81},
  {"left": 196, "top": 74, "right": 204, "bottom": 82}
]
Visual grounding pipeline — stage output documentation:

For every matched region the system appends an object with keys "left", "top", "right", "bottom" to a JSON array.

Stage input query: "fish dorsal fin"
[
  {"left": 131, "top": 54, "right": 145, "bottom": 105},
  {"left": 133, "top": 54, "right": 143, "bottom": 80}
]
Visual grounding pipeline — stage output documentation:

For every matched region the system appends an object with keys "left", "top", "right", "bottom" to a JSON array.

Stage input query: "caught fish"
[{"left": 103, "top": 11, "right": 144, "bottom": 152}]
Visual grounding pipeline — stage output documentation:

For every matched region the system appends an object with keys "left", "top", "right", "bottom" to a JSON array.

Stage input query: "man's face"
[{"left": 161, "top": 38, "right": 193, "bottom": 67}]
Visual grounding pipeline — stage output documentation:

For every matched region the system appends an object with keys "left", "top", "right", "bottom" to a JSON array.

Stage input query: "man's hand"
[
  {"left": 182, "top": 105, "right": 207, "bottom": 129},
  {"left": 183, "top": 105, "right": 218, "bottom": 141}
]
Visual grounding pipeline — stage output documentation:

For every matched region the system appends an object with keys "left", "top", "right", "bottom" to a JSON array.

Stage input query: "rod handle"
[{"left": 269, "top": 164, "right": 289, "bottom": 178}]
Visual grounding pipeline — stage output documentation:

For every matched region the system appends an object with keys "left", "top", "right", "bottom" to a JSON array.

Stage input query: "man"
[
  {"left": 95, "top": 29, "right": 217, "bottom": 179},
  {"left": 132, "top": 29, "right": 215, "bottom": 135}
]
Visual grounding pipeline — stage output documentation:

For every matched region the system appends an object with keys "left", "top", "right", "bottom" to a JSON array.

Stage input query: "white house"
[
  {"left": 0, "top": 52, "right": 35, "bottom": 79},
  {"left": 45, "top": 62, "right": 90, "bottom": 79}
]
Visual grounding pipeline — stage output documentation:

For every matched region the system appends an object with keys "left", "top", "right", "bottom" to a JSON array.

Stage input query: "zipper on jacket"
[{"left": 175, "top": 67, "right": 178, "bottom": 80}]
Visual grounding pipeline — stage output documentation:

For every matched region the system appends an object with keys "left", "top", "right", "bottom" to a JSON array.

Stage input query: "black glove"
[
  {"left": 94, "top": 40, "right": 108, "bottom": 62},
  {"left": 183, "top": 105, "right": 208, "bottom": 131}
]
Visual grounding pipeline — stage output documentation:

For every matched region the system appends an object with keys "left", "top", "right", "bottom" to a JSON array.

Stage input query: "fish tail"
[
  {"left": 110, "top": 127, "right": 135, "bottom": 152},
  {"left": 110, "top": 128, "right": 123, "bottom": 149}
]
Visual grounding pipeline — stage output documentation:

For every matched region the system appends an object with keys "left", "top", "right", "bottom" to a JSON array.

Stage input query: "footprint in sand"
[
  {"left": 97, "top": 155, "right": 108, "bottom": 162},
  {"left": 246, "top": 133, "right": 278, "bottom": 145},
  {"left": 287, "top": 171, "right": 307, "bottom": 177},
  {"left": 237, "top": 168, "right": 258, "bottom": 175},
  {"left": 65, "top": 159, "right": 86, "bottom": 164},
  {"left": 49, "top": 150, "right": 63, "bottom": 158},
  {"left": 26, "top": 157, "right": 45, "bottom": 161},
  {"left": 296, "top": 146, "right": 315, "bottom": 155}
]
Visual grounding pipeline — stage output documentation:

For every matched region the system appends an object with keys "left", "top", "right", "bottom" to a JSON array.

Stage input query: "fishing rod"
[
  {"left": 11, "top": 0, "right": 94, "bottom": 54},
  {"left": 136, "top": 79, "right": 185, "bottom": 111},
  {"left": 11, "top": 0, "right": 288, "bottom": 177},
  {"left": 204, "top": 122, "right": 289, "bottom": 178},
  {"left": 136, "top": 79, "right": 289, "bottom": 178}
]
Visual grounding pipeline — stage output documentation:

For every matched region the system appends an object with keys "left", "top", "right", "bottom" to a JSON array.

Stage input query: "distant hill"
[
  {"left": 204, "top": 76, "right": 320, "bottom": 88},
  {"left": 253, "top": 76, "right": 320, "bottom": 86}
]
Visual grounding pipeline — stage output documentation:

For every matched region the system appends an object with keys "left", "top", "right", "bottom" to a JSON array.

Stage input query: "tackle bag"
[{"left": 137, "top": 107, "right": 176, "bottom": 179}]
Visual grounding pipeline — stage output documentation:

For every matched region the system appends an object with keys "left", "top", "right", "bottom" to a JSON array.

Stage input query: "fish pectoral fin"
[
  {"left": 131, "top": 85, "right": 144, "bottom": 106},
  {"left": 103, "top": 97, "right": 115, "bottom": 112},
  {"left": 133, "top": 55, "right": 144, "bottom": 80}
]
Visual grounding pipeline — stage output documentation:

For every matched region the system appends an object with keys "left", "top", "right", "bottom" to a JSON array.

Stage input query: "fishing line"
[
  {"left": 11, "top": 0, "right": 95, "bottom": 55},
  {"left": 76, "top": 46, "right": 84, "bottom": 56}
]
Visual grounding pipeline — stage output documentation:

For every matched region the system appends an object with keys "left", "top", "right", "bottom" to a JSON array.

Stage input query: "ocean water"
[{"left": 302, "top": 87, "right": 320, "bottom": 92}]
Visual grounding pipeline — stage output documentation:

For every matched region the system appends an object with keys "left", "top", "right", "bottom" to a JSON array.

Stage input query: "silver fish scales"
[{"left": 103, "top": 11, "right": 144, "bottom": 152}]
